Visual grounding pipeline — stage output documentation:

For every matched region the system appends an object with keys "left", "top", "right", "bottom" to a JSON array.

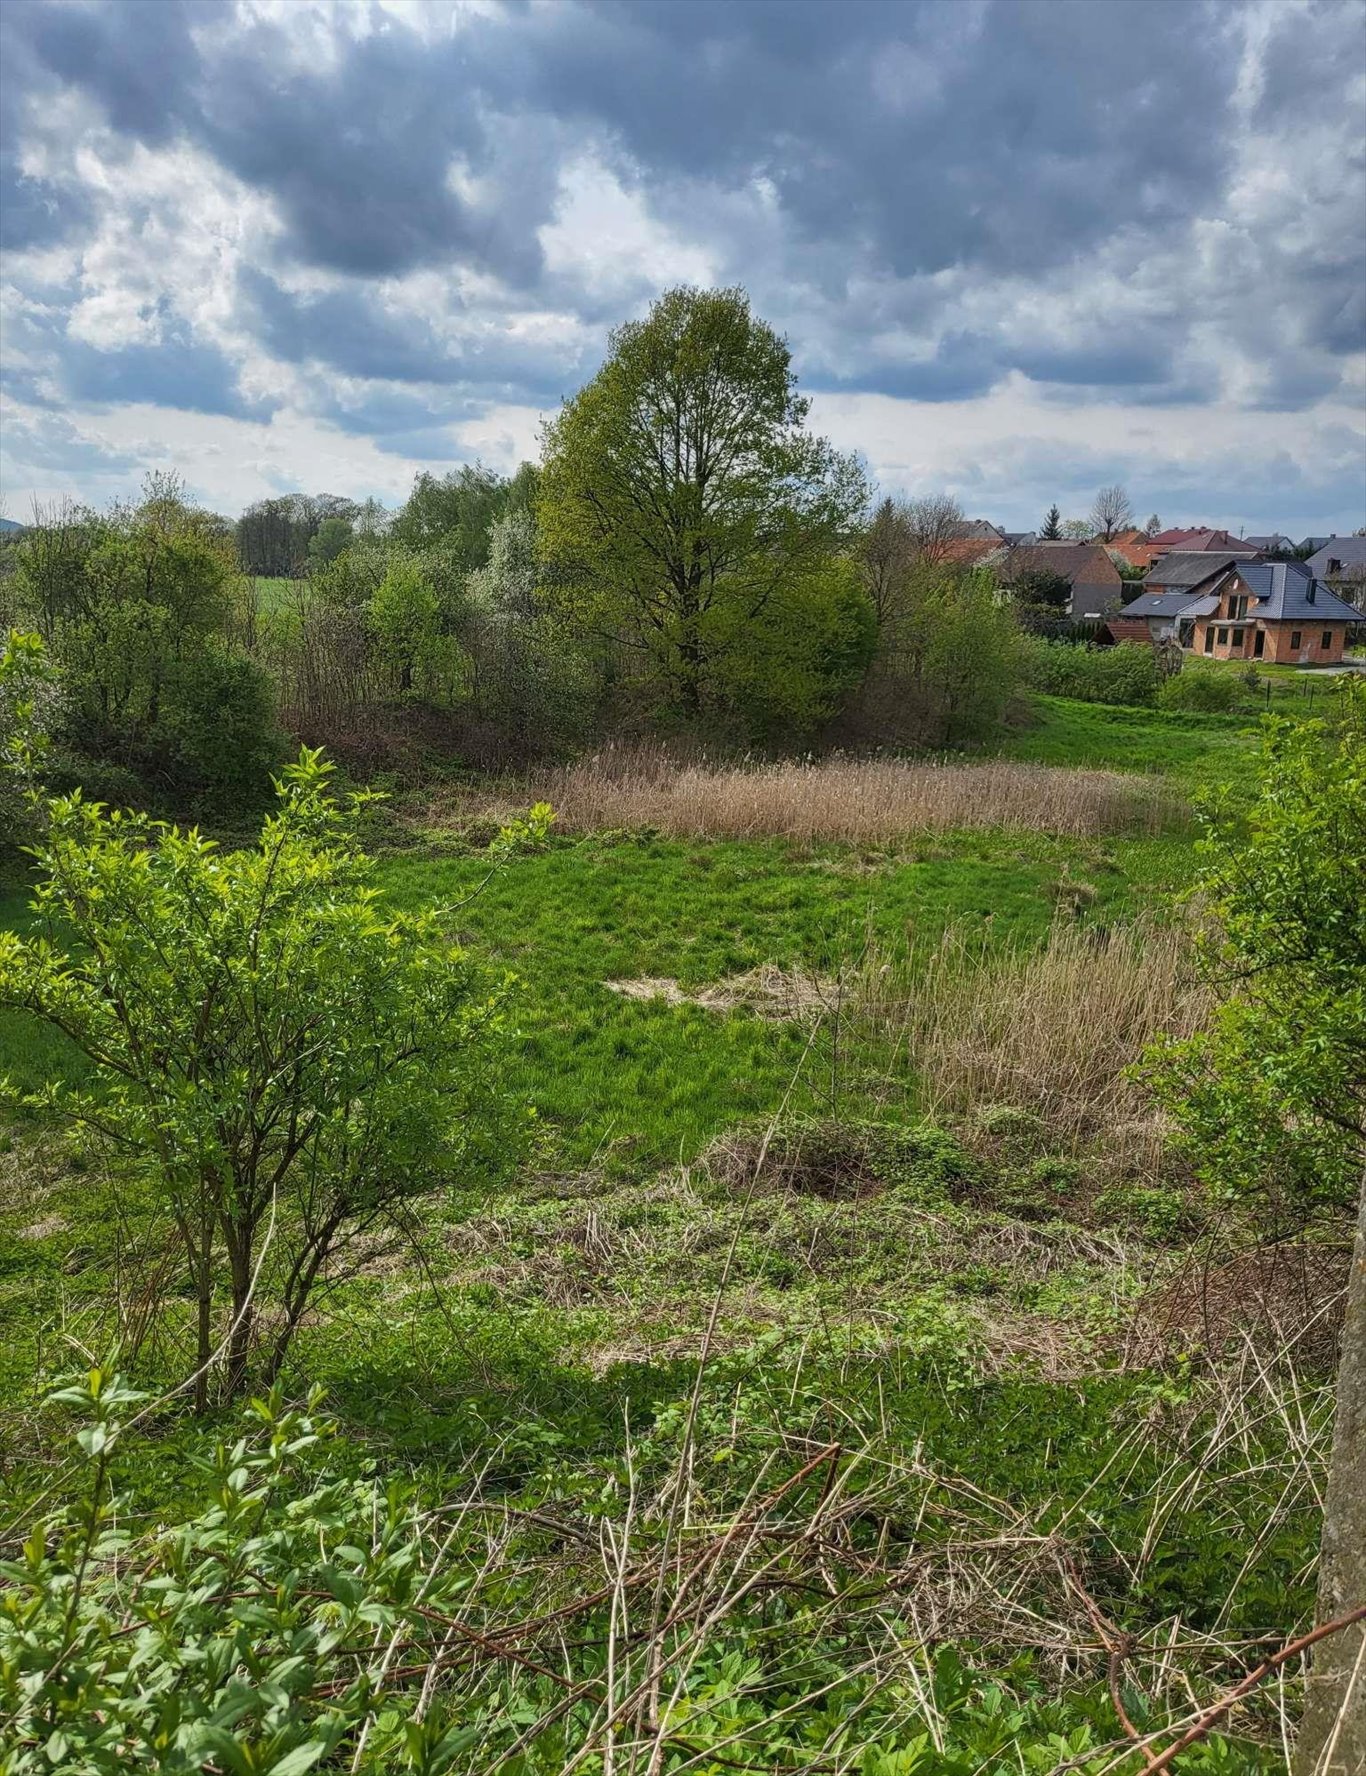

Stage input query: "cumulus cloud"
[{"left": 0, "top": 0, "right": 1362, "bottom": 528}]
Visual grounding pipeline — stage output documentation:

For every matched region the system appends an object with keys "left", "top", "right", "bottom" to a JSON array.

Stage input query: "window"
[
  {"left": 1290, "top": 630, "right": 1302, "bottom": 649},
  {"left": 1328, "top": 558, "right": 1342, "bottom": 575},
  {"left": 1217, "top": 627, "right": 1229, "bottom": 644},
  {"left": 1322, "top": 631, "right": 1333, "bottom": 649},
  {"left": 1254, "top": 630, "right": 1265, "bottom": 658},
  {"left": 1229, "top": 594, "right": 1248, "bottom": 620},
  {"left": 1204, "top": 627, "right": 1214, "bottom": 654},
  {"left": 1231, "top": 628, "right": 1244, "bottom": 647}
]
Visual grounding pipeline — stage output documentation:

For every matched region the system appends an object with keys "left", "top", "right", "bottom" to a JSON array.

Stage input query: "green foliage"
[
  {"left": 1011, "top": 566, "right": 1073, "bottom": 611},
  {"left": 368, "top": 559, "right": 456, "bottom": 701},
  {"left": 390, "top": 462, "right": 528, "bottom": 572},
  {"left": 12, "top": 481, "right": 279, "bottom": 805},
  {"left": 1040, "top": 503, "right": 1062, "bottom": 541},
  {"left": 1159, "top": 660, "right": 1241, "bottom": 712},
  {"left": 1021, "top": 638, "right": 1158, "bottom": 707},
  {"left": 1, "top": 1367, "right": 1288, "bottom": 1775},
  {"left": 1144, "top": 683, "right": 1366, "bottom": 1211},
  {"left": 1, "top": 629, "right": 53, "bottom": 848},
  {"left": 866, "top": 568, "right": 1025, "bottom": 747},
  {"left": 306, "top": 514, "right": 353, "bottom": 567},
  {"left": 0, "top": 748, "right": 518, "bottom": 1403},
  {"left": 711, "top": 552, "right": 877, "bottom": 741},
  {"left": 538, "top": 285, "right": 869, "bottom": 721}
]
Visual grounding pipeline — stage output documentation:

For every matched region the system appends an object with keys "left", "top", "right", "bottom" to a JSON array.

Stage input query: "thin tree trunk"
[
  {"left": 225, "top": 1230, "right": 255, "bottom": 1401},
  {"left": 1295, "top": 1166, "right": 1366, "bottom": 1774},
  {"left": 193, "top": 1223, "right": 212, "bottom": 1416}
]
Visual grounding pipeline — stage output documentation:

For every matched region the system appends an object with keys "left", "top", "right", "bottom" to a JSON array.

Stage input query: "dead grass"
[
  {"left": 856, "top": 915, "right": 1212, "bottom": 1174},
  {"left": 602, "top": 964, "right": 838, "bottom": 1019},
  {"left": 539, "top": 746, "right": 1185, "bottom": 840}
]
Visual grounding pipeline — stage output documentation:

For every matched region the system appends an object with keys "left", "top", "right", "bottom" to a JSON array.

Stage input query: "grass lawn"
[{"left": 1001, "top": 691, "right": 1259, "bottom": 785}]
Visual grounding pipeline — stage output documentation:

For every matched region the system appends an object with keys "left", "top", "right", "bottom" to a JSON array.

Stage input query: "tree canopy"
[{"left": 538, "top": 285, "right": 869, "bottom": 720}]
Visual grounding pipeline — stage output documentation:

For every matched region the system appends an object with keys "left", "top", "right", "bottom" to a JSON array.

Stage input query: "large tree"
[{"left": 538, "top": 286, "right": 868, "bottom": 718}]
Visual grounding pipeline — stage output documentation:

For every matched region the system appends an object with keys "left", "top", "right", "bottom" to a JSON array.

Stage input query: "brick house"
[{"left": 1120, "top": 561, "right": 1359, "bottom": 664}]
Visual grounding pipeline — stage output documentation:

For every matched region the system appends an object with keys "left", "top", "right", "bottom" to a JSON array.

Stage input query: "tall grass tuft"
[
  {"left": 539, "top": 745, "right": 1185, "bottom": 841},
  {"left": 855, "top": 916, "right": 1211, "bottom": 1165}
]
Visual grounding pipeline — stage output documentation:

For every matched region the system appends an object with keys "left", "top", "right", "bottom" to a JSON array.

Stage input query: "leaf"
[{"left": 265, "top": 1743, "right": 328, "bottom": 1776}]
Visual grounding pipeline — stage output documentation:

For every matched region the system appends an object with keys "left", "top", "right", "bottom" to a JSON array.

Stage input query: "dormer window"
[
  {"left": 1228, "top": 593, "right": 1248, "bottom": 620},
  {"left": 1328, "top": 558, "right": 1342, "bottom": 575}
]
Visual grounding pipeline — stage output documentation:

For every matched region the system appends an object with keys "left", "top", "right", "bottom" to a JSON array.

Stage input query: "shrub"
[
  {"left": 1159, "top": 662, "right": 1241, "bottom": 712},
  {"left": 1021, "top": 637, "right": 1158, "bottom": 707}
]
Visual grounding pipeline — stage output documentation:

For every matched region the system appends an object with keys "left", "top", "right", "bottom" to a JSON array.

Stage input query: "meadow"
[{"left": 0, "top": 691, "right": 1346, "bottom": 1772}]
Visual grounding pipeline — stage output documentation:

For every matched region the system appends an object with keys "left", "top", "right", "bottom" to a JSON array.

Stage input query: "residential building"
[
  {"left": 1117, "top": 560, "right": 1358, "bottom": 663},
  {"left": 1241, "top": 533, "right": 1297, "bottom": 554},
  {"left": 1142, "top": 551, "right": 1251, "bottom": 595},
  {"left": 1147, "top": 527, "right": 1257, "bottom": 554},
  {"left": 1103, "top": 527, "right": 1161, "bottom": 570},
  {"left": 1305, "top": 536, "right": 1366, "bottom": 588},
  {"left": 993, "top": 541, "right": 1123, "bottom": 618}
]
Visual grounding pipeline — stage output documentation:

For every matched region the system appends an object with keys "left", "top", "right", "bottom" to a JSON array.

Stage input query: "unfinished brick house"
[{"left": 1119, "top": 560, "right": 1359, "bottom": 664}]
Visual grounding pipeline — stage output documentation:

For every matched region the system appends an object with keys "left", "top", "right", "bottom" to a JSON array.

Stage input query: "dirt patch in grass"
[{"left": 603, "top": 964, "right": 840, "bottom": 1020}]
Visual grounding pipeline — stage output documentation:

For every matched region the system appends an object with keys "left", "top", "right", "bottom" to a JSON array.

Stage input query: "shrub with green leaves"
[
  {"left": 0, "top": 749, "right": 523, "bottom": 1407},
  {"left": 1021, "top": 638, "right": 1158, "bottom": 707},
  {"left": 1158, "top": 661, "right": 1241, "bottom": 712}
]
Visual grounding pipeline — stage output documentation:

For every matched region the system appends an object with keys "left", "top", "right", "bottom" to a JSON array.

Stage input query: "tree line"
[{"left": 2, "top": 286, "right": 1100, "bottom": 811}]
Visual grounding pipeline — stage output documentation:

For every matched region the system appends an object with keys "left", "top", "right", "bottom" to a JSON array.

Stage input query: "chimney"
[{"left": 1307, "top": 580, "right": 1317, "bottom": 605}]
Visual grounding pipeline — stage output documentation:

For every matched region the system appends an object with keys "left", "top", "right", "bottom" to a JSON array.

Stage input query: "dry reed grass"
[
  {"left": 535, "top": 745, "right": 1185, "bottom": 841},
  {"left": 856, "top": 916, "right": 1211, "bottom": 1172}
]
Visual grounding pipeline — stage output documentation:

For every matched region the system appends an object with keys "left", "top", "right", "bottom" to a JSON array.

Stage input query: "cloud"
[{"left": 0, "top": 0, "right": 1361, "bottom": 526}]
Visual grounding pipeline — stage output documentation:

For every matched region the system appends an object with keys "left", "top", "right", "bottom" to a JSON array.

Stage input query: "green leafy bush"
[
  {"left": 1159, "top": 661, "right": 1241, "bottom": 712},
  {"left": 1021, "top": 638, "right": 1158, "bottom": 707}
]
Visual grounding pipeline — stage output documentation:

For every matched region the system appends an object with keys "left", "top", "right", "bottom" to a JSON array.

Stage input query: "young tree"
[
  {"left": 1090, "top": 484, "right": 1133, "bottom": 541},
  {"left": 538, "top": 285, "right": 868, "bottom": 719},
  {"left": 1144, "top": 687, "right": 1365, "bottom": 1772},
  {"left": 1145, "top": 513, "right": 1162, "bottom": 538},
  {"left": 0, "top": 750, "right": 521, "bottom": 1408},
  {"left": 859, "top": 497, "right": 917, "bottom": 630},
  {"left": 308, "top": 515, "right": 353, "bottom": 568},
  {"left": 368, "top": 558, "right": 445, "bottom": 698},
  {"left": 1040, "top": 504, "right": 1062, "bottom": 541},
  {"left": 1010, "top": 566, "right": 1073, "bottom": 613},
  {"left": 1060, "top": 518, "right": 1093, "bottom": 540}
]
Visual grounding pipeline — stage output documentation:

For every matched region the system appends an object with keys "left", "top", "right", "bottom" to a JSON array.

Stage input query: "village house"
[
  {"left": 1147, "top": 526, "right": 1257, "bottom": 555},
  {"left": 1103, "top": 527, "right": 1161, "bottom": 570},
  {"left": 1119, "top": 559, "right": 1359, "bottom": 664},
  {"left": 1305, "top": 535, "right": 1366, "bottom": 603},
  {"left": 991, "top": 541, "right": 1123, "bottom": 618}
]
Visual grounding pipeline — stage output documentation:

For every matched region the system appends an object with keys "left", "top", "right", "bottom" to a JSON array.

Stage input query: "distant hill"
[{"left": 0, "top": 517, "right": 26, "bottom": 536}]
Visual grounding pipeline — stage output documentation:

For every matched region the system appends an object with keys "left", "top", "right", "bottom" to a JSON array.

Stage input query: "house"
[
  {"left": 939, "top": 518, "right": 1008, "bottom": 565},
  {"left": 1142, "top": 551, "right": 1251, "bottom": 595},
  {"left": 1117, "top": 560, "right": 1359, "bottom": 663},
  {"left": 1305, "top": 536, "right": 1366, "bottom": 592},
  {"left": 993, "top": 542, "right": 1123, "bottom": 618},
  {"left": 1103, "top": 527, "right": 1161, "bottom": 570},
  {"left": 1242, "top": 533, "right": 1297, "bottom": 554},
  {"left": 1148, "top": 527, "right": 1257, "bottom": 555}
]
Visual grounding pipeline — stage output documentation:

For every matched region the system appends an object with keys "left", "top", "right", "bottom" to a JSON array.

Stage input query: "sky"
[{"left": 1, "top": 0, "right": 1365, "bottom": 535}]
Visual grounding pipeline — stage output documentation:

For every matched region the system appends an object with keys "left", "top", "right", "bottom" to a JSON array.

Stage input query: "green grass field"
[{"left": 0, "top": 694, "right": 1335, "bottom": 1770}]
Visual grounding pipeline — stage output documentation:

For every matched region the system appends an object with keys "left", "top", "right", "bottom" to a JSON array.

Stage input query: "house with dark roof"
[
  {"left": 991, "top": 542, "right": 1123, "bottom": 618},
  {"left": 1118, "top": 560, "right": 1359, "bottom": 664},
  {"left": 1305, "top": 536, "right": 1366, "bottom": 592},
  {"left": 1142, "top": 551, "right": 1251, "bottom": 595},
  {"left": 1241, "top": 533, "right": 1297, "bottom": 554}
]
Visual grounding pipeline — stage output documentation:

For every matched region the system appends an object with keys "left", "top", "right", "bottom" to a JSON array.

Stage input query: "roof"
[
  {"left": 1000, "top": 542, "right": 1122, "bottom": 586},
  {"left": 1149, "top": 527, "right": 1256, "bottom": 553},
  {"left": 1234, "top": 562, "right": 1361, "bottom": 622},
  {"left": 1242, "top": 534, "right": 1295, "bottom": 552},
  {"left": 1002, "top": 530, "right": 1037, "bottom": 546},
  {"left": 952, "top": 519, "right": 1007, "bottom": 540},
  {"left": 1305, "top": 537, "right": 1366, "bottom": 576},
  {"left": 1122, "top": 588, "right": 1220, "bottom": 620},
  {"left": 1143, "top": 553, "right": 1245, "bottom": 590}
]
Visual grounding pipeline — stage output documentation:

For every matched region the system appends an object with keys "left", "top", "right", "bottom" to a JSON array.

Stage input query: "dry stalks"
[
  {"left": 855, "top": 916, "right": 1211, "bottom": 1172},
  {"left": 535, "top": 746, "right": 1185, "bottom": 842}
]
